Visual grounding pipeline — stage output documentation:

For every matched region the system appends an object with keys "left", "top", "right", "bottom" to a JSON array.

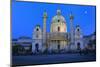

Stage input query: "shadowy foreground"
[{"left": 12, "top": 53, "right": 96, "bottom": 66}]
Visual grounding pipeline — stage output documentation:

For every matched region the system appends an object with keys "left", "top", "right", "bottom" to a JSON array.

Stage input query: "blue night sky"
[{"left": 12, "top": 0, "right": 96, "bottom": 38}]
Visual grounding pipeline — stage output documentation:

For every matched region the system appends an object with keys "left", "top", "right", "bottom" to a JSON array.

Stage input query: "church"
[{"left": 32, "top": 9, "right": 84, "bottom": 53}]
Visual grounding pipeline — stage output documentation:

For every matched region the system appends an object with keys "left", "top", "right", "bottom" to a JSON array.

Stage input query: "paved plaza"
[{"left": 12, "top": 53, "right": 96, "bottom": 66}]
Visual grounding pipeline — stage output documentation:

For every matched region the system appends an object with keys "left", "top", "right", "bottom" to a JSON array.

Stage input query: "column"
[{"left": 43, "top": 11, "right": 47, "bottom": 48}]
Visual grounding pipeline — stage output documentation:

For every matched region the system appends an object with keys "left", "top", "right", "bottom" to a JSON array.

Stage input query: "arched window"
[
  {"left": 58, "top": 26, "right": 60, "bottom": 32},
  {"left": 36, "top": 34, "right": 39, "bottom": 38}
]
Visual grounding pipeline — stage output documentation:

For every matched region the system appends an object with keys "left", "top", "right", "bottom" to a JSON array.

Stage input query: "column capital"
[{"left": 43, "top": 11, "right": 47, "bottom": 18}]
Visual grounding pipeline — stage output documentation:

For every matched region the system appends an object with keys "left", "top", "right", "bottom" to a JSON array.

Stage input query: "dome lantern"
[{"left": 57, "top": 9, "right": 61, "bottom": 15}]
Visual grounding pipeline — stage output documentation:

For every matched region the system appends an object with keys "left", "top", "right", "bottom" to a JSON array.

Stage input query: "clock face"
[
  {"left": 36, "top": 28, "right": 39, "bottom": 31},
  {"left": 77, "top": 28, "right": 80, "bottom": 32}
]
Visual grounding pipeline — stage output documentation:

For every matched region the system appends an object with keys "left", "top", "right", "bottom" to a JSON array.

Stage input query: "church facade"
[{"left": 32, "top": 9, "right": 85, "bottom": 53}]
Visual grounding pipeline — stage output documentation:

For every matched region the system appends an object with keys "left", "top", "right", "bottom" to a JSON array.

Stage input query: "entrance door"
[
  {"left": 58, "top": 41, "right": 60, "bottom": 51},
  {"left": 35, "top": 43, "right": 39, "bottom": 52},
  {"left": 77, "top": 42, "right": 80, "bottom": 50}
]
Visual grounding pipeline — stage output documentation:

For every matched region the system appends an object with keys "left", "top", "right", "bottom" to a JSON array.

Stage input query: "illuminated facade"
[{"left": 32, "top": 9, "right": 85, "bottom": 53}]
